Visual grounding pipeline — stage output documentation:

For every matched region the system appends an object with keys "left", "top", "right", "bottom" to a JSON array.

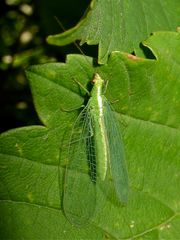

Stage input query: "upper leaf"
[{"left": 47, "top": 0, "right": 180, "bottom": 63}]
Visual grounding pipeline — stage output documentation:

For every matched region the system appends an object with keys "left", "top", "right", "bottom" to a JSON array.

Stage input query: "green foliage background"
[{"left": 0, "top": 0, "right": 180, "bottom": 239}]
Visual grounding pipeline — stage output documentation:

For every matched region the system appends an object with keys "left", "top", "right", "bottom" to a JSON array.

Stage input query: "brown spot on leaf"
[{"left": 127, "top": 54, "right": 139, "bottom": 60}]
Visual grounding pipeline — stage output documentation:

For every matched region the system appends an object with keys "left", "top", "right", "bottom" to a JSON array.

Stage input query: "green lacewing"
[
  {"left": 63, "top": 72, "right": 129, "bottom": 226},
  {"left": 52, "top": 16, "right": 129, "bottom": 226}
]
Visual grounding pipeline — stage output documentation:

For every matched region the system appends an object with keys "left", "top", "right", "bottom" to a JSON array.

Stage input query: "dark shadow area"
[
  {"left": 139, "top": 42, "right": 156, "bottom": 59},
  {"left": 0, "top": 0, "right": 91, "bottom": 133}
]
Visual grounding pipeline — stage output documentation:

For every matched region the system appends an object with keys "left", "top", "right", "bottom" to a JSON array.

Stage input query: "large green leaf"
[
  {"left": 47, "top": 0, "right": 180, "bottom": 63},
  {"left": 0, "top": 31, "right": 180, "bottom": 239}
]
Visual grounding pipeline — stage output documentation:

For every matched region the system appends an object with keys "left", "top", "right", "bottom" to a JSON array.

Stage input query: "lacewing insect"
[
  {"left": 50, "top": 17, "right": 129, "bottom": 227},
  {"left": 63, "top": 72, "right": 129, "bottom": 226}
]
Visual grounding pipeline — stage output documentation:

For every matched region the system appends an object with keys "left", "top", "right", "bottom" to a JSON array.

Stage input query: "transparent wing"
[
  {"left": 63, "top": 102, "right": 97, "bottom": 226},
  {"left": 104, "top": 97, "right": 129, "bottom": 204}
]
